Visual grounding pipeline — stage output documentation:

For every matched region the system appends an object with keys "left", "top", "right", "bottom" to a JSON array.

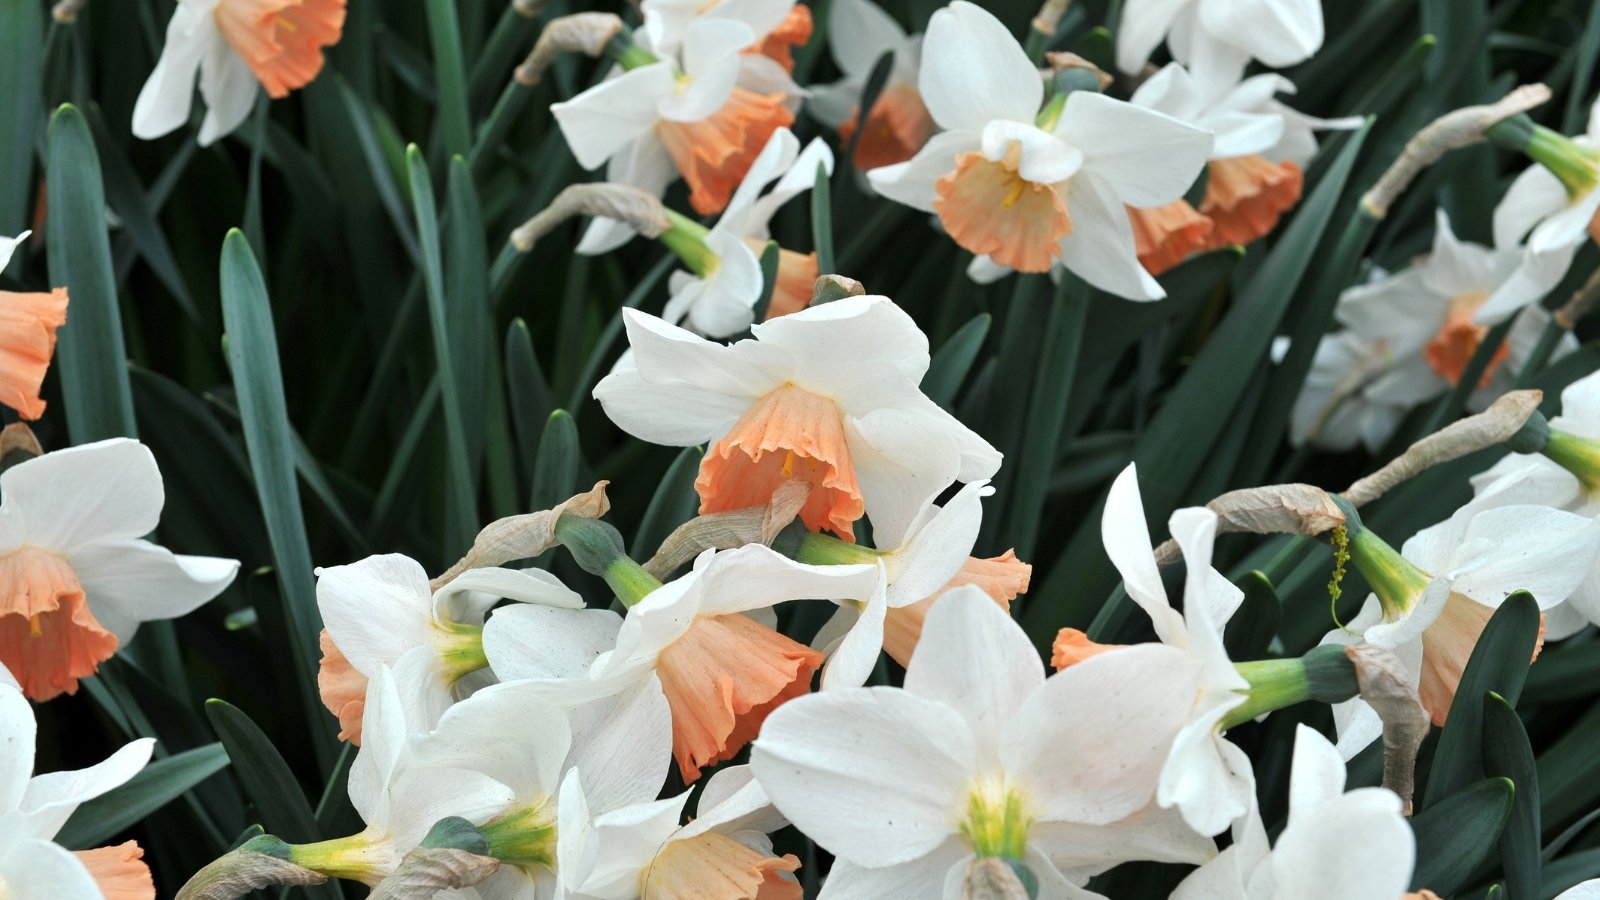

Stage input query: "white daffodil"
[
  {"left": 804, "top": 480, "right": 1031, "bottom": 688},
  {"left": 557, "top": 764, "right": 801, "bottom": 899},
  {"left": 555, "top": 14, "right": 800, "bottom": 247},
  {"left": 133, "top": 0, "right": 346, "bottom": 145},
  {"left": 0, "top": 228, "right": 67, "bottom": 421},
  {"left": 0, "top": 438, "right": 239, "bottom": 702},
  {"left": 751, "top": 587, "right": 1214, "bottom": 897},
  {"left": 1126, "top": 62, "right": 1359, "bottom": 273},
  {"left": 1494, "top": 97, "right": 1600, "bottom": 285},
  {"left": 639, "top": 0, "right": 812, "bottom": 84},
  {"left": 314, "top": 554, "right": 585, "bottom": 744},
  {"left": 809, "top": 0, "right": 933, "bottom": 170},
  {"left": 399, "top": 677, "right": 672, "bottom": 899},
  {"left": 1050, "top": 464, "right": 1252, "bottom": 838},
  {"left": 1555, "top": 880, "right": 1600, "bottom": 899},
  {"left": 1321, "top": 490, "right": 1600, "bottom": 757},
  {"left": 1116, "top": 0, "right": 1324, "bottom": 88},
  {"left": 594, "top": 295, "right": 1001, "bottom": 543},
  {"left": 1290, "top": 209, "right": 1575, "bottom": 452},
  {"left": 486, "top": 543, "right": 879, "bottom": 783},
  {"left": 0, "top": 682, "right": 157, "bottom": 899},
  {"left": 868, "top": 1, "right": 1212, "bottom": 299},
  {"left": 1469, "top": 370, "right": 1600, "bottom": 636},
  {"left": 651, "top": 127, "right": 834, "bottom": 337},
  {"left": 283, "top": 667, "right": 516, "bottom": 885},
  {"left": 1172, "top": 724, "right": 1414, "bottom": 900}
]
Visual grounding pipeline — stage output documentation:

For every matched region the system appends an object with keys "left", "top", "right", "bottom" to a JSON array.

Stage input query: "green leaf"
[
  {"left": 751, "top": 240, "right": 781, "bottom": 324},
  {"left": 633, "top": 446, "right": 704, "bottom": 565},
  {"left": 812, "top": 162, "right": 835, "bottom": 276},
  {"left": 506, "top": 318, "right": 556, "bottom": 481},
  {"left": 218, "top": 229, "right": 333, "bottom": 770},
  {"left": 1425, "top": 592, "right": 1540, "bottom": 807},
  {"left": 46, "top": 104, "right": 137, "bottom": 442},
  {"left": 1006, "top": 274, "right": 1088, "bottom": 561},
  {"left": 57, "top": 744, "right": 231, "bottom": 850},
  {"left": 1411, "top": 778, "right": 1514, "bottom": 895},
  {"left": 0, "top": 0, "right": 41, "bottom": 233},
  {"left": 1223, "top": 571, "right": 1282, "bottom": 661},
  {"left": 445, "top": 155, "right": 493, "bottom": 470},
  {"left": 409, "top": 145, "right": 478, "bottom": 556},
  {"left": 1483, "top": 692, "right": 1540, "bottom": 900},
  {"left": 425, "top": 0, "right": 473, "bottom": 158},
  {"left": 923, "top": 313, "right": 992, "bottom": 411},
  {"left": 531, "top": 409, "right": 581, "bottom": 512}
]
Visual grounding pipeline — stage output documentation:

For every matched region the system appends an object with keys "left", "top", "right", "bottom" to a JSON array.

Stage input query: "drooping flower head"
[
  {"left": 0, "top": 682, "right": 157, "bottom": 899},
  {"left": 0, "top": 439, "right": 239, "bottom": 701},
  {"left": 595, "top": 295, "right": 1001, "bottom": 543},
  {"left": 809, "top": 0, "right": 934, "bottom": 170},
  {"left": 869, "top": 2, "right": 1212, "bottom": 299},
  {"left": 134, "top": 0, "right": 347, "bottom": 145}
]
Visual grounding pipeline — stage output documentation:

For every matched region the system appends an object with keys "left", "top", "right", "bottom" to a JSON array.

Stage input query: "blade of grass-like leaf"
[
  {"left": 1410, "top": 778, "right": 1515, "bottom": 896},
  {"left": 751, "top": 240, "right": 781, "bottom": 323},
  {"left": 218, "top": 229, "right": 336, "bottom": 772},
  {"left": 336, "top": 78, "right": 420, "bottom": 261},
  {"left": 468, "top": 3, "right": 539, "bottom": 111},
  {"left": 564, "top": 252, "right": 676, "bottom": 415},
  {"left": 632, "top": 446, "right": 705, "bottom": 563},
  {"left": 840, "top": 50, "right": 894, "bottom": 170},
  {"left": 812, "top": 162, "right": 835, "bottom": 275},
  {"left": 531, "top": 410, "right": 580, "bottom": 512},
  {"left": 371, "top": 379, "right": 442, "bottom": 547},
  {"left": 409, "top": 145, "right": 479, "bottom": 556},
  {"left": 0, "top": 0, "right": 40, "bottom": 233},
  {"left": 56, "top": 744, "right": 231, "bottom": 850},
  {"left": 1564, "top": 0, "right": 1600, "bottom": 133},
  {"left": 1007, "top": 274, "right": 1087, "bottom": 561},
  {"left": 1021, "top": 121, "right": 1370, "bottom": 645},
  {"left": 923, "top": 313, "right": 992, "bottom": 411},
  {"left": 446, "top": 156, "right": 493, "bottom": 471},
  {"left": 425, "top": 0, "right": 473, "bottom": 159},
  {"left": 1425, "top": 592, "right": 1540, "bottom": 807},
  {"left": 46, "top": 104, "right": 137, "bottom": 442},
  {"left": 507, "top": 318, "right": 555, "bottom": 481},
  {"left": 1483, "top": 692, "right": 1540, "bottom": 900}
]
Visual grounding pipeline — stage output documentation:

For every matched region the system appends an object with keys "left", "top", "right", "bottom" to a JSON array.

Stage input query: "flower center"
[
  {"left": 932, "top": 144, "right": 1072, "bottom": 274},
  {"left": 1423, "top": 291, "right": 1506, "bottom": 386},
  {"left": 431, "top": 620, "right": 489, "bottom": 685},
  {"left": 479, "top": 802, "right": 557, "bottom": 870},
  {"left": 213, "top": 0, "right": 346, "bottom": 99},
  {"left": 0, "top": 546, "right": 118, "bottom": 701},
  {"left": 961, "top": 779, "right": 1033, "bottom": 860}
]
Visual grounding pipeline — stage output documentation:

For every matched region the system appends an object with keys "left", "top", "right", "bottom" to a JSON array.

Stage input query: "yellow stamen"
[
  {"left": 1002, "top": 178, "right": 1025, "bottom": 209},
  {"left": 29, "top": 615, "right": 42, "bottom": 638},
  {"left": 781, "top": 449, "right": 796, "bottom": 478}
]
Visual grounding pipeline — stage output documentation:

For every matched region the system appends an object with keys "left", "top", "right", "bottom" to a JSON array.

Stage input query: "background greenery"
[{"left": 6, "top": 0, "right": 1600, "bottom": 896}]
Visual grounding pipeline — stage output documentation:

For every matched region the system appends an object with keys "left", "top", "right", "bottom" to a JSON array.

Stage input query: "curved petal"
[
  {"left": 754, "top": 294, "right": 931, "bottom": 386},
  {"left": 1448, "top": 506, "right": 1600, "bottom": 607},
  {"left": 132, "top": 4, "right": 217, "bottom": 140},
  {"left": 564, "top": 676, "right": 673, "bottom": 813},
  {"left": 685, "top": 231, "right": 764, "bottom": 338},
  {"left": 660, "top": 19, "right": 751, "bottom": 122},
  {"left": 920, "top": 1, "right": 1042, "bottom": 133},
  {"left": 1115, "top": 0, "right": 1191, "bottom": 75},
  {"left": 1058, "top": 174, "right": 1165, "bottom": 301},
  {"left": 867, "top": 130, "right": 980, "bottom": 211},
  {"left": 981, "top": 121, "right": 1084, "bottom": 184},
  {"left": 315, "top": 554, "right": 434, "bottom": 674},
  {"left": 885, "top": 481, "right": 988, "bottom": 602},
  {"left": 820, "top": 582, "right": 886, "bottom": 691},
  {"left": 829, "top": 0, "right": 909, "bottom": 79},
  {"left": 844, "top": 408, "right": 964, "bottom": 545},
  {"left": 1198, "top": 0, "right": 1323, "bottom": 68},
  {"left": 19, "top": 737, "right": 154, "bottom": 840},
  {"left": 196, "top": 44, "right": 259, "bottom": 146},
  {"left": 1493, "top": 163, "right": 1569, "bottom": 249},
  {"left": 551, "top": 64, "right": 677, "bottom": 169},
  {"left": 1269, "top": 789, "right": 1413, "bottom": 898},
  {"left": 1, "top": 439, "right": 164, "bottom": 550},
  {"left": 69, "top": 541, "right": 238, "bottom": 644},
  {"left": 0, "top": 685, "right": 36, "bottom": 814},
  {"left": 409, "top": 681, "right": 572, "bottom": 804},
  {"left": 1102, "top": 464, "right": 1187, "bottom": 644},
  {"left": 1060, "top": 92, "right": 1212, "bottom": 208},
  {"left": 750, "top": 686, "right": 973, "bottom": 868},
  {"left": 483, "top": 604, "right": 622, "bottom": 684},
  {"left": 434, "top": 566, "right": 585, "bottom": 625},
  {"left": 0, "top": 839, "right": 102, "bottom": 899},
  {"left": 815, "top": 842, "right": 972, "bottom": 899},
  {"left": 692, "top": 544, "right": 880, "bottom": 616}
]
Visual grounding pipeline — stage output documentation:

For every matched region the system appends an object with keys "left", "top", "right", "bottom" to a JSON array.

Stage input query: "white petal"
[
  {"left": 1494, "top": 163, "right": 1569, "bottom": 249},
  {"left": 1060, "top": 92, "right": 1213, "bottom": 208},
  {"left": 433, "top": 566, "right": 585, "bottom": 625},
  {"left": 1058, "top": 174, "right": 1165, "bottom": 300},
  {"left": 821, "top": 580, "right": 887, "bottom": 690},
  {"left": 1032, "top": 803, "right": 1216, "bottom": 873},
  {"left": 904, "top": 586, "right": 1042, "bottom": 764},
  {"left": 1158, "top": 714, "right": 1252, "bottom": 837},
  {"left": 483, "top": 605, "right": 622, "bottom": 683},
  {"left": 382, "top": 766, "right": 516, "bottom": 847},
  {"left": 315, "top": 555, "right": 435, "bottom": 674},
  {"left": 132, "top": 5, "right": 216, "bottom": 140},
  {"left": 19, "top": 737, "right": 154, "bottom": 839},
  {"left": 1, "top": 439, "right": 165, "bottom": 550},
  {"left": 867, "top": 130, "right": 981, "bottom": 212},
  {"left": 753, "top": 294, "right": 932, "bottom": 385},
  {"left": 920, "top": 2, "right": 1042, "bottom": 133},
  {"left": 1002, "top": 644, "right": 1201, "bottom": 826},
  {"left": 1448, "top": 505, "right": 1600, "bottom": 607},
  {"left": 196, "top": 44, "right": 259, "bottom": 146},
  {"left": 815, "top": 842, "right": 973, "bottom": 900},
  {"left": 692, "top": 544, "right": 880, "bottom": 616},
  {"left": 69, "top": 541, "right": 238, "bottom": 644},
  {"left": 348, "top": 667, "right": 408, "bottom": 825},
  {"left": 750, "top": 687, "right": 972, "bottom": 868},
  {"left": 1115, "top": 0, "right": 1192, "bottom": 75},
  {"left": 884, "top": 481, "right": 988, "bottom": 602},
  {"left": 660, "top": 20, "right": 750, "bottom": 122},
  {"left": 1286, "top": 723, "right": 1346, "bottom": 826},
  {"left": 828, "top": 0, "right": 909, "bottom": 79},
  {"left": 0, "top": 839, "right": 102, "bottom": 899},
  {"left": 1199, "top": 0, "right": 1323, "bottom": 68},
  {"left": 0, "top": 685, "right": 36, "bottom": 814},
  {"left": 564, "top": 676, "right": 672, "bottom": 813},
  {"left": 685, "top": 231, "right": 764, "bottom": 337},
  {"left": 720, "top": 128, "right": 801, "bottom": 229},
  {"left": 1102, "top": 465, "right": 1188, "bottom": 645},
  {"left": 1556, "top": 880, "right": 1600, "bottom": 900},
  {"left": 552, "top": 64, "right": 677, "bottom": 170},
  {"left": 844, "top": 408, "right": 964, "bottom": 544},
  {"left": 982, "top": 121, "right": 1084, "bottom": 184},
  {"left": 409, "top": 681, "right": 572, "bottom": 805},
  {"left": 1269, "top": 789, "right": 1413, "bottom": 898}
]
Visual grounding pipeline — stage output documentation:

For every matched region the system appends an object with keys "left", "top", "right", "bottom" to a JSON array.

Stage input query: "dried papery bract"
[
  {"left": 0, "top": 422, "right": 42, "bottom": 459},
  {"left": 810, "top": 274, "right": 865, "bottom": 305},
  {"left": 1346, "top": 644, "right": 1429, "bottom": 816},
  {"left": 962, "top": 857, "right": 1033, "bottom": 900},
  {"left": 1362, "top": 83, "right": 1552, "bottom": 218},
  {"left": 644, "top": 479, "right": 812, "bottom": 579},
  {"left": 1043, "top": 52, "right": 1112, "bottom": 92},
  {"left": 51, "top": 0, "right": 86, "bottom": 24},
  {"left": 174, "top": 839, "right": 327, "bottom": 900},
  {"left": 368, "top": 848, "right": 501, "bottom": 899},
  {"left": 514, "top": 12, "right": 624, "bottom": 88},
  {"left": 430, "top": 482, "right": 611, "bottom": 590},
  {"left": 510, "top": 184, "right": 672, "bottom": 253},
  {"left": 1343, "top": 389, "right": 1544, "bottom": 506},
  {"left": 1152, "top": 484, "right": 1345, "bottom": 566},
  {"left": 512, "top": 0, "right": 547, "bottom": 18},
  {"left": 1554, "top": 265, "right": 1600, "bottom": 331}
]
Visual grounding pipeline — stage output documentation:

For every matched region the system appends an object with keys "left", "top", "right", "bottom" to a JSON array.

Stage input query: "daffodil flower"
[
  {"left": 1172, "top": 724, "right": 1414, "bottom": 900},
  {"left": 0, "top": 230, "right": 67, "bottom": 420},
  {"left": 751, "top": 587, "right": 1214, "bottom": 896},
  {"left": 314, "top": 554, "right": 585, "bottom": 743},
  {"left": 809, "top": 0, "right": 933, "bottom": 170},
  {"left": 1494, "top": 97, "right": 1600, "bottom": 280},
  {"left": 595, "top": 295, "right": 1001, "bottom": 542},
  {"left": 133, "top": 0, "right": 346, "bottom": 145},
  {"left": 556, "top": 764, "right": 801, "bottom": 899},
  {"left": 1117, "top": 0, "right": 1324, "bottom": 90},
  {"left": 0, "top": 439, "right": 239, "bottom": 701},
  {"left": 0, "top": 682, "right": 157, "bottom": 899},
  {"left": 869, "top": 2, "right": 1211, "bottom": 299},
  {"left": 1321, "top": 493, "right": 1600, "bottom": 757}
]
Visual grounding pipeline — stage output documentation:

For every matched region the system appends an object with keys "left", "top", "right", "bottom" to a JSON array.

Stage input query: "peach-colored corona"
[
  {"left": 213, "top": 0, "right": 347, "bottom": 98},
  {"left": 647, "top": 831, "right": 803, "bottom": 900},
  {"left": 1128, "top": 200, "right": 1213, "bottom": 276},
  {"left": 933, "top": 147, "right": 1072, "bottom": 273},
  {"left": 0, "top": 287, "right": 67, "bottom": 420},
  {"left": 659, "top": 91, "right": 796, "bottom": 216},
  {"left": 837, "top": 84, "right": 936, "bottom": 171},
  {"left": 1200, "top": 155, "right": 1303, "bottom": 249},
  {"left": 0, "top": 546, "right": 118, "bottom": 701},
  {"left": 74, "top": 841, "right": 156, "bottom": 900}
]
